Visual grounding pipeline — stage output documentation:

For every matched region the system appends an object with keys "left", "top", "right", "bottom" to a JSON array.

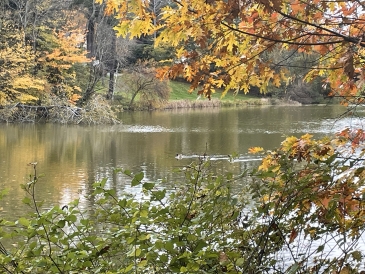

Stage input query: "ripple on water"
[{"left": 125, "top": 125, "right": 174, "bottom": 133}]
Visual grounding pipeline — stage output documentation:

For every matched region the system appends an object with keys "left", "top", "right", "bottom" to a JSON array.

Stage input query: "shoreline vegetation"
[
  {"left": 0, "top": 78, "right": 325, "bottom": 124},
  {"left": 0, "top": 95, "right": 120, "bottom": 124},
  {"left": 0, "top": 95, "right": 302, "bottom": 124},
  {"left": 162, "top": 97, "right": 302, "bottom": 109}
]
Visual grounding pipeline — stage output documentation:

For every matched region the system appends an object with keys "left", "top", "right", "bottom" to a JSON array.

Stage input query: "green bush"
[{"left": 1, "top": 131, "right": 365, "bottom": 273}]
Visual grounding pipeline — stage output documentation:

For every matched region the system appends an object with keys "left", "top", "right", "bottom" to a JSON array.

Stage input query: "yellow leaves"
[
  {"left": 100, "top": 0, "right": 365, "bottom": 101},
  {"left": 246, "top": 75, "right": 260, "bottom": 89},
  {"left": 272, "top": 74, "right": 281, "bottom": 87},
  {"left": 12, "top": 76, "right": 45, "bottom": 93},
  {"left": 0, "top": 92, "right": 7, "bottom": 105},
  {"left": 17, "top": 93, "right": 39, "bottom": 103},
  {"left": 225, "top": 32, "right": 238, "bottom": 53},
  {"left": 39, "top": 30, "right": 88, "bottom": 74},
  {"left": 258, "top": 153, "right": 279, "bottom": 172},
  {"left": 184, "top": 64, "right": 196, "bottom": 82},
  {"left": 104, "top": 0, "right": 122, "bottom": 14},
  {"left": 128, "top": 19, "right": 155, "bottom": 38},
  {"left": 248, "top": 147, "right": 264, "bottom": 154},
  {"left": 280, "top": 134, "right": 329, "bottom": 163},
  {"left": 281, "top": 136, "right": 299, "bottom": 152},
  {"left": 69, "top": 93, "right": 81, "bottom": 104},
  {"left": 114, "top": 21, "right": 131, "bottom": 38}
]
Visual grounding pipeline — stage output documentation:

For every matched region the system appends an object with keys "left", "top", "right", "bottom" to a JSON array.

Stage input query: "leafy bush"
[
  {"left": 1, "top": 131, "right": 365, "bottom": 273},
  {"left": 118, "top": 65, "right": 170, "bottom": 110}
]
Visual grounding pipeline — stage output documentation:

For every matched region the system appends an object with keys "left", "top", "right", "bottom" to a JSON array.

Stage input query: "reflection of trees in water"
[{"left": 0, "top": 106, "right": 348, "bottom": 218}]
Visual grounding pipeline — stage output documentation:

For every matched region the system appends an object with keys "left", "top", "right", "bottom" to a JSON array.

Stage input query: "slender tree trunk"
[
  {"left": 86, "top": 0, "right": 97, "bottom": 58},
  {"left": 129, "top": 90, "right": 140, "bottom": 108},
  {"left": 107, "top": 31, "right": 117, "bottom": 100},
  {"left": 86, "top": 19, "right": 95, "bottom": 57}
]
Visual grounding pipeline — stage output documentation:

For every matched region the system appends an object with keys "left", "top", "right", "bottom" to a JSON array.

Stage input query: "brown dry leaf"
[{"left": 289, "top": 229, "right": 298, "bottom": 243}]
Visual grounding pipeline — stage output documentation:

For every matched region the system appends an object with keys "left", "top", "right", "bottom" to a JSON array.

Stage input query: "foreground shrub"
[{"left": 1, "top": 131, "right": 365, "bottom": 273}]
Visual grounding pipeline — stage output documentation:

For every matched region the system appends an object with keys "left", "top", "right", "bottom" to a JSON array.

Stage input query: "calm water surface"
[{"left": 0, "top": 105, "right": 361, "bottom": 218}]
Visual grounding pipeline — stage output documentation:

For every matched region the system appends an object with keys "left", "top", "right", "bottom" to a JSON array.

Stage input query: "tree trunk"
[
  {"left": 107, "top": 31, "right": 117, "bottom": 100},
  {"left": 86, "top": 18, "right": 95, "bottom": 57},
  {"left": 129, "top": 89, "right": 140, "bottom": 108},
  {"left": 86, "top": 0, "right": 97, "bottom": 57}
]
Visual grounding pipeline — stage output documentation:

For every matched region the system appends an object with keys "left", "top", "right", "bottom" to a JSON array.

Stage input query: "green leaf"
[
  {"left": 0, "top": 189, "right": 9, "bottom": 200},
  {"left": 143, "top": 182, "right": 155, "bottom": 190},
  {"left": 127, "top": 237, "right": 135, "bottom": 244},
  {"left": 128, "top": 248, "right": 141, "bottom": 257},
  {"left": 22, "top": 196, "right": 31, "bottom": 205},
  {"left": 118, "top": 199, "right": 127, "bottom": 207},
  {"left": 124, "top": 263, "right": 134, "bottom": 272},
  {"left": 57, "top": 220, "right": 66, "bottom": 228},
  {"left": 138, "top": 259, "right": 147, "bottom": 268},
  {"left": 287, "top": 262, "right": 300, "bottom": 274},
  {"left": 154, "top": 240, "right": 164, "bottom": 250},
  {"left": 140, "top": 210, "right": 148, "bottom": 218},
  {"left": 17, "top": 217, "right": 30, "bottom": 227},
  {"left": 29, "top": 241, "right": 37, "bottom": 250},
  {"left": 160, "top": 254, "right": 168, "bottom": 263},
  {"left": 114, "top": 168, "right": 123, "bottom": 173},
  {"left": 236, "top": 258, "right": 245, "bottom": 266},
  {"left": 351, "top": 250, "right": 362, "bottom": 261},
  {"left": 194, "top": 240, "right": 207, "bottom": 252},
  {"left": 316, "top": 245, "right": 324, "bottom": 253},
  {"left": 80, "top": 219, "right": 89, "bottom": 226},
  {"left": 124, "top": 169, "right": 132, "bottom": 176},
  {"left": 151, "top": 189, "right": 166, "bottom": 201},
  {"left": 100, "top": 178, "right": 108, "bottom": 188},
  {"left": 66, "top": 214, "right": 77, "bottom": 223},
  {"left": 138, "top": 233, "right": 150, "bottom": 241},
  {"left": 83, "top": 261, "right": 93, "bottom": 268},
  {"left": 165, "top": 241, "right": 174, "bottom": 252},
  {"left": 136, "top": 172, "right": 144, "bottom": 181},
  {"left": 131, "top": 172, "right": 144, "bottom": 186}
]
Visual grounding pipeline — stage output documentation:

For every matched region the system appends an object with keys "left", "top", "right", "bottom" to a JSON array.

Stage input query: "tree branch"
[{"left": 220, "top": 21, "right": 345, "bottom": 46}]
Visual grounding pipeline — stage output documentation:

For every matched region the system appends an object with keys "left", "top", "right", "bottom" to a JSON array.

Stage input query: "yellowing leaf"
[
  {"left": 248, "top": 147, "right": 264, "bottom": 154},
  {"left": 281, "top": 136, "right": 298, "bottom": 152}
]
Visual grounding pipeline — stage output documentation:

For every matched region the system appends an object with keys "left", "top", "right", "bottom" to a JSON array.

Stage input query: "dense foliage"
[
  {"left": 102, "top": 0, "right": 365, "bottom": 103},
  {"left": 1, "top": 130, "right": 365, "bottom": 273},
  {"left": 0, "top": 1, "right": 89, "bottom": 105}
]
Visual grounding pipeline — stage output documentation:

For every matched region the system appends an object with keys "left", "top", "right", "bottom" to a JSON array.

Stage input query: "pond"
[{"left": 0, "top": 105, "right": 358, "bottom": 218}]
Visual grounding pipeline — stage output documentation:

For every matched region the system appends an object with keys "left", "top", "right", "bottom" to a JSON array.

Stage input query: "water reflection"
[{"left": 0, "top": 105, "right": 357, "bottom": 218}]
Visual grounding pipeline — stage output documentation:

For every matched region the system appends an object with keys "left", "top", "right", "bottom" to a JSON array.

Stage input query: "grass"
[
  {"left": 97, "top": 74, "right": 277, "bottom": 109},
  {"left": 168, "top": 80, "right": 259, "bottom": 101}
]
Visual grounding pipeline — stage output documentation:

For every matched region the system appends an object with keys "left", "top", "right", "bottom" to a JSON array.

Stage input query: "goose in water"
[{"left": 175, "top": 154, "right": 183, "bottom": 160}]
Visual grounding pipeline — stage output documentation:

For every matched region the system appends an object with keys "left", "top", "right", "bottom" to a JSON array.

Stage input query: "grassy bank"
[
  {"left": 165, "top": 80, "right": 300, "bottom": 109},
  {"left": 168, "top": 80, "right": 260, "bottom": 101},
  {"left": 101, "top": 75, "right": 300, "bottom": 109}
]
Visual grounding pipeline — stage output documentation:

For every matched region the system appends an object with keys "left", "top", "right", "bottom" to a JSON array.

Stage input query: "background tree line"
[
  {"left": 0, "top": 0, "right": 173, "bottom": 113},
  {"left": 0, "top": 0, "right": 331, "bottom": 113}
]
